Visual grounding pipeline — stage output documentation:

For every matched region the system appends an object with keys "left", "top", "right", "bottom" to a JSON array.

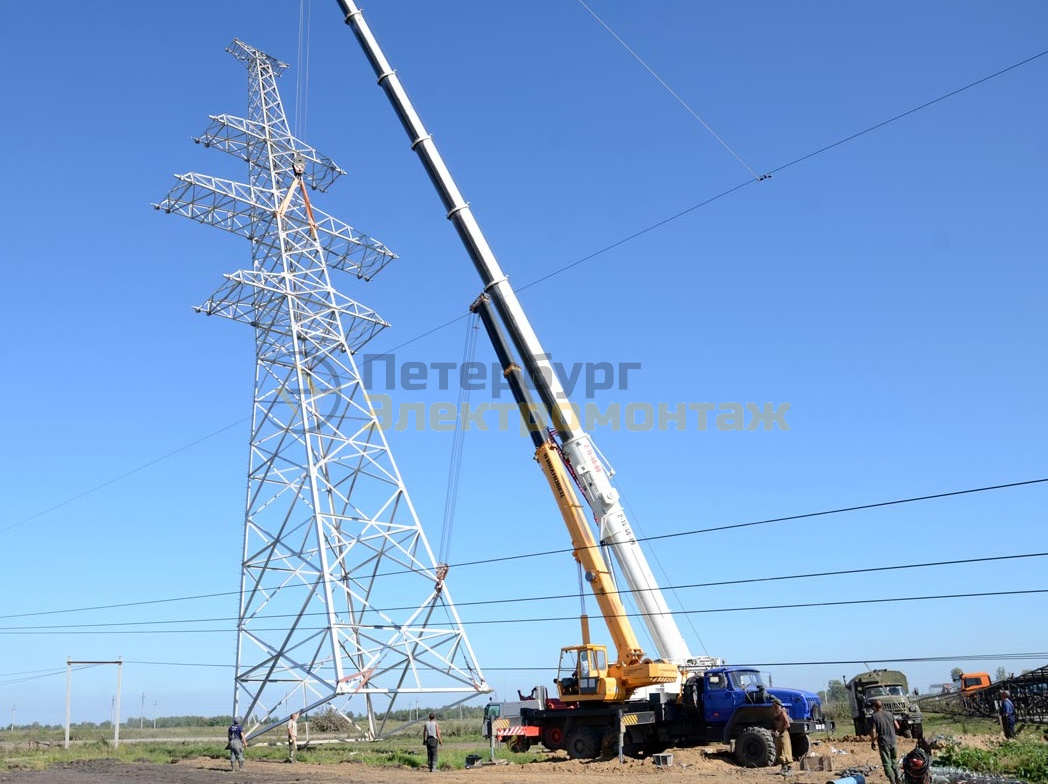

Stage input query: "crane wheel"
[
  {"left": 508, "top": 736, "right": 532, "bottom": 753},
  {"left": 542, "top": 725, "right": 565, "bottom": 751},
  {"left": 565, "top": 727, "right": 601, "bottom": 759}
]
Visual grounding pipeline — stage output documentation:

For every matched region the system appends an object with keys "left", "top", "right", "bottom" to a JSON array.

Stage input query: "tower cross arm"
[
  {"left": 197, "top": 270, "right": 390, "bottom": 351},
  {"left": 228, "top": 38, "right": 288, "bottom": 75},
  {"left": 154, "top": 173, "right": 398, "bottom": 280},
  {"left": 195, "top": 114, "right": 346, "bottom": 193}
]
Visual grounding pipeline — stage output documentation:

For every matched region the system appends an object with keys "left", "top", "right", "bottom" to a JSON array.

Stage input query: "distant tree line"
[{"left": 7, "top": 701, "right": 491, "bottom": 732}]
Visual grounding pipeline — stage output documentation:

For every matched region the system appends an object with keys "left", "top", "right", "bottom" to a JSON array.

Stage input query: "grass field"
[
  {"left": 2, "top": 715, "right": 1044, "bottom": 781},
  {"left": 0, "top": 720, "right": 534, "bottom": 773}
]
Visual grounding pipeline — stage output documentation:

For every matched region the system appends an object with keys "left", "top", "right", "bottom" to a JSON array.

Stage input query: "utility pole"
[
  {"left": 65, "top": 659, "right": 122, "bottom": 749},
  {"left": 140, "top": 693, "right": 145, "bottom": 730},
  {"left": 153, "top": 700, "right": 158, "bottom": 730},
  {"left": 113, "top": 659, "right": 123, "bottom": 749},
  {"left": 9, "top": 705, "right": 13, "bottom": 732}
]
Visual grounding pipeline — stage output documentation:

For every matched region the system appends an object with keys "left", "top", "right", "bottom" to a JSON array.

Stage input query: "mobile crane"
[{"left": 335, "top": 0, "right": 829, "bottom": 765}]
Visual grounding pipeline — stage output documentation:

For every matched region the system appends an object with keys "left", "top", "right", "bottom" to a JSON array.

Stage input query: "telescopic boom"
[{"left": 336, "top": 0, "right": 694, "bottom": 665}]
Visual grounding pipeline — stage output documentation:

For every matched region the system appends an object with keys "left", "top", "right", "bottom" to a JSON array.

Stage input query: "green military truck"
[{"left": 846, "top": 669, "right": 922, "bottom": 738}]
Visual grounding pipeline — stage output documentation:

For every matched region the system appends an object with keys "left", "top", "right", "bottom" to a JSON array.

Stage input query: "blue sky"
[{"left": 2, "top": 1, "right": 1046, "bottom": 726}]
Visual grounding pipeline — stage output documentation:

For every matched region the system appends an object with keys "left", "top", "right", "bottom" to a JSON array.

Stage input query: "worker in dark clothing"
[
  {"left": 999, "top": 691, "right": 1016, "bottom": 739},
  {"left": 422, "top": 712, "right": 442, "bottom": 772},
  {"left": 227, "top": 716, "right": 247, "bottom": 771},
  {"left": 869, "top": 700, "right": 901, "bottom": 784}
]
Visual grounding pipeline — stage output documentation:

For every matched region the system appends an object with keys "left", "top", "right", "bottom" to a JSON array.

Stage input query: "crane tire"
[
  {"left": 541, "top": 725, "right": 565, "bottom": 751},
  {"left": 565, "top": 727, "right": 601, "bottom": 760}
]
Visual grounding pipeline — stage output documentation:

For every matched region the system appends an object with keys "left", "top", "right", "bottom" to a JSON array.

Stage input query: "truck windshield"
[
  {"left": 866, "top": 685, "right": 905, "bottom": 697},
  {"left": 730, "top": 671, "right": 766, "bottom": 689}
]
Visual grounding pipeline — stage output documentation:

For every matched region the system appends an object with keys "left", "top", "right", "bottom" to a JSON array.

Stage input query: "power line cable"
[
  {"left": 767, "top": 47, "right": 1048, "bottom": 177},
  {"left": 0, "top": 419, "right": 246, "bottom": 536},
  {"left": 575, "top": 0, "right": 764, "bottom": 181},
  {"left": 1, "top": 547, "right": 1044, "bottom": 626},
  {"left": 0, "top": 667, "right": 72, "bottom": 688},
  {"left": 374, "top": 477, "right": 1048, "bottom": 577},
  {"left": 438, "top": 313, "right": 480, "bottom": 563},
  {"left": 6, "top": 49, "right": 1045, "bottom": 532},
  {"left": 0, "top": 587, "right": 1042, "bottom": 634},
  {"left": 518, "top": 48, "right": 1048, "bottom": 289},
  {"left": 64, "top": 651, "right": 1048, "bottom": 674},
  {"left": 0, "top": 590, "right": 240, "bottom": 621}
]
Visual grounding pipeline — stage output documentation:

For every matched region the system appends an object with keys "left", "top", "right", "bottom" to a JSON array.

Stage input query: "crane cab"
[
  {"left": 555, "top": 644, "right": 619, "bottom": 702},
  {"left": 555, "top": 644, "right": 680, "bottom": 703}
]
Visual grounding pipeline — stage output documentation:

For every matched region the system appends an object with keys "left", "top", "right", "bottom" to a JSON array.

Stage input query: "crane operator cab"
[{"left": 555, "top": 644, "right": 609, "bottom": 700}]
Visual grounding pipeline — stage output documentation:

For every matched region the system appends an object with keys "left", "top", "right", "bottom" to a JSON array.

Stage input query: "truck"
[
  {"left": 956, "top": 672, "right": 992, "bottom": 694},
  {"left": 846, "top": 670, "right": 922, "bottom": 738},
  {"left": 337, "top": 0, "right": 831, "bottom": 765},
  {"left": 494, "top": 661, "right": 827, "bottom": 764}
]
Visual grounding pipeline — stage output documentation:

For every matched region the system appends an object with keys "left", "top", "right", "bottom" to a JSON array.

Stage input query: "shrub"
[{"left": 308, "top": 708, "right": 352, "bottom": 734}]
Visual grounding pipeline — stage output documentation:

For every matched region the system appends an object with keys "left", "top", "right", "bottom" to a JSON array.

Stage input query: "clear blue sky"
[{"left": 2, "top": 1, "right": 1046, "bottom": 726}]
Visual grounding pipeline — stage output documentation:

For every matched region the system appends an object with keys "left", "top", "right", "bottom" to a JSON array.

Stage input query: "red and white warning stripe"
[{"left": 496, "top": 725, "right": 540, "bottom": 738}]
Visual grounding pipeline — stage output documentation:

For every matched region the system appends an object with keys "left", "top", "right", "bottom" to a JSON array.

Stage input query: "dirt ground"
[{"left": 0, "top": 736, "right": 956, "bottom": 784}]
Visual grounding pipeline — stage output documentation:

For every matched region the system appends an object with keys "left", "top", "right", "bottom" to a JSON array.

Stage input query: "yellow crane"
[{"left": 472, "top": 294, "right": 679, "bottom": 704}]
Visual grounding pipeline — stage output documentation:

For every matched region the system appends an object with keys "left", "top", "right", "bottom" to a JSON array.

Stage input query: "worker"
[
  {"left": 869, "top": 700, "right": 901, "bottom": 784},
  {"left": 999, "top": 691, "right": 1016, "bottom": 739},
  {"left": 771, "top": 696, "right": 793, "bottom": 772},
  {"left": 286, "top": 711, "right": 300, "bottom": 762},
  {"left": 227, "top": 716, "right": 247, "bottom": 771},
  {"left": 422, "top": 712, "right": 442, "bottom": 772}
]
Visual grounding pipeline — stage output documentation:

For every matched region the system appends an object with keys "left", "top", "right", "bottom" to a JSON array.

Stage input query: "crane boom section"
[
  {"left": 471, "top": 293, "right": 678, "bottom": 697},
  {"left": 337, "top": 0, "right": 691, "bottom": 665},
  {"left": 536, "top": 442, "right": 683, "bottom": 696},
  {"left": 536, "top": 443, "right": 642, "bottom": 667}
]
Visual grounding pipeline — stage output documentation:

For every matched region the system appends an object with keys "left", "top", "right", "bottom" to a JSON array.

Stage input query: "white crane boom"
[{"left": 335, "top": 0, "right": 694, "bottom": 665}]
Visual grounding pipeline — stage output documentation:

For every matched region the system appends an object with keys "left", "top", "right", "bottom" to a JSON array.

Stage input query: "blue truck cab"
[{"left": 685, "top": 666, "right": 830, "bottom": 766}]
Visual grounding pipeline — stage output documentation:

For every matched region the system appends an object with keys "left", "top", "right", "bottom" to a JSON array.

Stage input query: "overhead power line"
[
  {"left": 4, "top": 48, "right": 1045, "bottom": 533},
  {"left": 117, "top": 651, "right": 1048, "bottom": 673},
  {"left": 0, "top": 419, "right": 246, "bottom": 535},
  {"left": 0, "top": 590, "right": 239, "bottom": 621},
  {"left": 575, "top": 0, "right": 764, "bottom": 181},
  {"left": 0, "top": 543, "right": 1043, "bottom": 624},
  {"left": 381, "top": 477, "right": 1048, "bottom": 577},
  {"left": 0, "top": 587, "right": 1042, "bottom": 635},
  {"left": 0, "top": 547, "right": 1044, "bottom": 625},
  {"left": 518, "top": 47, "right": 1048, "bottom": 290}
]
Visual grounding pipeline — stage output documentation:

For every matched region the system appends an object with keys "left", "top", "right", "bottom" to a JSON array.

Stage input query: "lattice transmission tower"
[{"left": 155, "top": 39, "right": 488, "bottom": 738}]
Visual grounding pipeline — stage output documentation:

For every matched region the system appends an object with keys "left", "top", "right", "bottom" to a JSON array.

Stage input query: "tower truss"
[{"left": 155, "top": 39, "right": 488, "bottom": 738}]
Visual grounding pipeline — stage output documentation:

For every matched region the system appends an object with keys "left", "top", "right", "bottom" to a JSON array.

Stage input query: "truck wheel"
[
  {"left": 853, "top": 718, "right": 866, "bottom": 736},
  {"left": 565, "top": 727, "right": 601, "bottom": 760},
  {"left": 541, "top": 725, "right": 565, "bottom": 751},
  {"left": 790, "top": 733, "right": 810, "bottom": 758},
  {"left": 734, "top": 726, "right": 776, "bottom": 768},
  {"left": 508, "top": 735, "right": 532, "bottom": 752}
]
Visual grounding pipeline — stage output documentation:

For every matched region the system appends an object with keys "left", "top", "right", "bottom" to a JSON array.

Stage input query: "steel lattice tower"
[{"left": 155, "top": 39, "right": 488, "bottom": 738}]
